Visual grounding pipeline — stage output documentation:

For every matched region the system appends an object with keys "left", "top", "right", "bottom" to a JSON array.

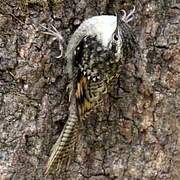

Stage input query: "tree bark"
[{"left": 0, "top": 0, "right": 179, "bottom": 179}]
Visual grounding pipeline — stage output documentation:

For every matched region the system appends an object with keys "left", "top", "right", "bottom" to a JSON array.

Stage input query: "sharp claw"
[
  {"left": 56, "top": 54, "right": 62, "bottom": 58},
  {"left": 39, "top": 24, "right": 48, "bottom": 30},
  {"left": 42, "top": 31, "right": 55, "bottom": 36},
  {"left": 126, "top": 16, "right": 134, "bottom": 23},
  {"left": 120, "top": 6, "right": 135, "bottom": 23},
  {"left": 40, "top": 24, "right": 64, "bottom": 58},
  {"left": 51, "top": 24, "right": 59, "bottom": 33},
  {"left": 131, "top": 5, "right": 136, "bottom": 15},
  {"left": 120, "top": 9, "right": 127, "bottom": 21},
  {"left": 126, "top": 6, "right": 135, "bottom": 20},
  {"left": 40, "top": 25, "right": 57, "bottom": 36}
]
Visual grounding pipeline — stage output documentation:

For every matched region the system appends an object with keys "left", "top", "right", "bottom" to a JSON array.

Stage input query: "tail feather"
[{"left": 45, "top": 97, "right": 78, "bottom": 176}]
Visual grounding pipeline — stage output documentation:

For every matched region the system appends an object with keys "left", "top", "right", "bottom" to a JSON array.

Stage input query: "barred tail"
[{"left": 45, "top": 97, "right": 78, "bottom": 176}]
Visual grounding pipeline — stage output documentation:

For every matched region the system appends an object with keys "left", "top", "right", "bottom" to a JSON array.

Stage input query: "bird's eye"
[{"left": 113, "top": 34, "right": 118, "bottom": 41}]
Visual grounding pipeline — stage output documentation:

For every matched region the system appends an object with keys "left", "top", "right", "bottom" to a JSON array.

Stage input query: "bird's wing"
[{"left": 45, "top": 36, "right": 105, "bottom": 176}]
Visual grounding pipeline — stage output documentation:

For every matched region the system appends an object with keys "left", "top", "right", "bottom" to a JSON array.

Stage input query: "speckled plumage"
[{"left": 44, "top": 7, "right": 136, "bottom": 176}]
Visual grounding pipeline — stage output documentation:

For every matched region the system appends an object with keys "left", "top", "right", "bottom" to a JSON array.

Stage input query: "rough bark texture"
[{"left": 0, "top": 0, "right": 179, "bottom": 179}]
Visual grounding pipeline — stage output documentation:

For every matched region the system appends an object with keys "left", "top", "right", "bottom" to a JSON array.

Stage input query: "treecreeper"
[{"left": 44, "top": 6, "right": 137, "bottom": 177}]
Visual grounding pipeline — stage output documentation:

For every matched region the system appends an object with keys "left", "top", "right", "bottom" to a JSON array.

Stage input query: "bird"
[{"left": 43, "top": 6, "right": 136, "bottom": 176}]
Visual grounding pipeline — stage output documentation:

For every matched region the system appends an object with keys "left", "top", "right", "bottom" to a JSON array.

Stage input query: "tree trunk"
[{"left": 0, "top": 0, "right": 179, "bottom": 179}]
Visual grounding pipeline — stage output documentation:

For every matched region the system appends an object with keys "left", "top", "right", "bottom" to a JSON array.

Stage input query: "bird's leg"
[
  {"left": 125, "top": 6, "right": 135, "bottom": 23},
  {"left": 120, "top": 6, "right": 135, "bottom": 23},
  {"left": 120, "top": 10, "right": 127, "bottom": 22},
  {"left": 41, "top": 24, "right": 64, "bottom": 58}
]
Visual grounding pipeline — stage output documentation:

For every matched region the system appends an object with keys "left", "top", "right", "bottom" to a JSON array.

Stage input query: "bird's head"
[{"left": 108, "top": 7, "right": 136, "bottom": 63}]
